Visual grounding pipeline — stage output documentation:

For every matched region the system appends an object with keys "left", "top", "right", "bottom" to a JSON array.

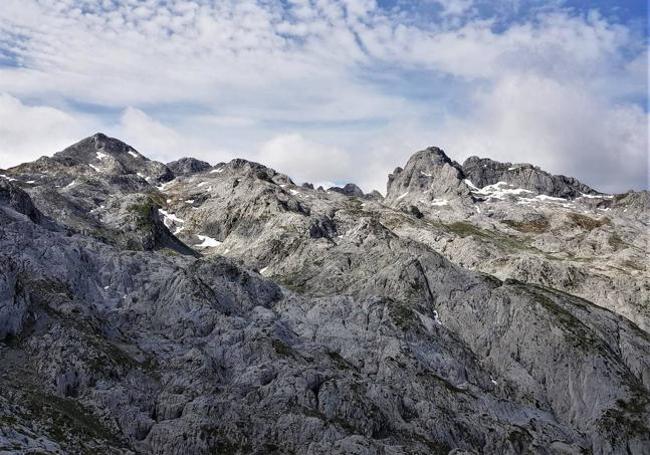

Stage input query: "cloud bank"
[{"left": 0, "top": 0, "right": 647, "bottom": 193}]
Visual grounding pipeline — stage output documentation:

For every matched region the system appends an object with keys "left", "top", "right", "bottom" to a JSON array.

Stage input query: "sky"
[{"left": 0, "top": 0, "right": 647, "bottom": 193}]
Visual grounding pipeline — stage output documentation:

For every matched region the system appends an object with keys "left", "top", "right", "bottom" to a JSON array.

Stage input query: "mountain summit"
[
  {"left": 386, "top": 147, "right": 471, "bottom": 206},
  {"left": 462, "top": 155, "right": 598, "bottom": 198}
]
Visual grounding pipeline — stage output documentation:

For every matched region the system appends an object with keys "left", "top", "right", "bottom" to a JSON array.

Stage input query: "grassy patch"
[
  {"left": 502, "top": 218, "right": 549, "bottom": 233},
  {"left": 22, "top": 389, "right": 125, "bottom": 449},
  {"left": 568, "top": 213, "right": 609, "bottom": 230},
  {"left": 389, "top": 302, "right": 419, "bottom": 330},
  {"left": 444, "top": 222, "right": 531, "bottom": 252},
  {"left": 271, "top": 339, "right": 296, "bottom": 359},
  {"left": 127, "top": 201, "right": 155, "bottom": 230},
  {"left": 525, "top": 287, "right": 601, "bottom": 352},
  {"left": 445, "top": 222, "right": 488, "bottom": 238}
]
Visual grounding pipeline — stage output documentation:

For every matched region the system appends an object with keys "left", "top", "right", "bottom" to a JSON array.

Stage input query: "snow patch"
[
  {"left": 289, "top": 189, "right": 299, "bottom": 195},
  {"left": 420, "top": 171, "right": 432, "bottom": 177},
  {"left": 89, "top": 164, "right": 100, "bottom": 172},
  {"left": 210, "top": 167, "right": 225, "bottom": 174},
  {"left": 463, "top": 179, "right": 479, "bottom": 191},
  {"left": 158, "top": 209, "right": 185, "bottom": 229},
  {"left": 0, "top": 174, "right": 17, "bottom": 182},
  {"left": 195, "top": 234, "right": 221, "bottom": 248},
  {"left": 396, "top": 191, "right": 409, "bottom": 201},
  {"left": 535, "top": 194, "right": 568, "bottom": 202},
  {"left": 579, "top": 193, "right": 612, "bottom": 199},
  {"left": 185, "top": 199, "right": 195, "bottom": 204},
  {"left": 155, "top": 179, "right": 176, "bottom": 191},
  {"left": 259, "top": 267, "right": 269, "bottom": 275},
  {"left": 96, "top": 152, "right": 107, "bottom": 160},
  {"left": 431, "top": 198, "right": 448, "bottom": 207},
  {"left": 127, "top": 150, "right": 139, "bottom": 158},
  {"left": 472, "top": 181, "right": 534, "bottom": 200},
  {"left": 197, "top": 181, "right": 208, "bottom": 187}
]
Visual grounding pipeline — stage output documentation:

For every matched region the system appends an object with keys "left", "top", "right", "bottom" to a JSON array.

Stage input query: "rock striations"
[{"left": 0, "top": 133, "right": 648, "bottom": 454}]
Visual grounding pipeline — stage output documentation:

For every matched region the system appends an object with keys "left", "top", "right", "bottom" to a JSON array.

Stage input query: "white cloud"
[
  {"left": 256, "top": 134, "right": 352, "bottom": 185},
  {"left": 0, "top": 1, "right": 646, "bottom": 192},
  {"left": 113, "top": 107, "right": 234, "bottom": 166},
  {"left": 0, "top": 93, "right": 95, "bottom": 168},
  {"left": 435, "top": 74, "right": 649, "bottom": 193},
  {"left": 116, "top": 107, "right": 186, "bottom": 163}
]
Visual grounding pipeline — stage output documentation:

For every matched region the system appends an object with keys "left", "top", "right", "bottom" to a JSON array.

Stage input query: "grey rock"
[
  {"left": 1, "top": 136, "right": 649, "bottom": 455},
  {"left": 166, "top": 157, "right": 212, "bottom": 176},
  {"left": 364, "top": 190, "right": 384, "bottom": 201},
  {"left": 328, "top": 183, "right": 364, "bottom": 198},
  {"left": 0, "top": 177, "right": 43, "bottom": 223},
  {"left": 385, "top": 146, "right": 472, "bottom": 210},
  {"left": 462, "top": 156, "right": 597, "bottom": 199},
  {"left": 53, "top": 132, "right": 174, "bottom": 183}
]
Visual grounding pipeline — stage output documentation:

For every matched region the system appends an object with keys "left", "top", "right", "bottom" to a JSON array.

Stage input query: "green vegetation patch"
[
  {"left": 127, "top": 201, "right": 156, "bottom": 230},
  {"left": 21, "top": 389, "right": 126, "bottom": 450},
  {"left": 444, "top": 222, "right": 531, "bottom": 252},
  {"left": 271, "top": 339, "right": 297, "bottom": 359},
  {"left": 389, "top": 302, "right": 420, "bottom": 330},
  {"left": 568, "top": 213, "right": 609, "bottom": 230},
  {"left": 502, "top": 218, "right": 549, "bottom": 233}
]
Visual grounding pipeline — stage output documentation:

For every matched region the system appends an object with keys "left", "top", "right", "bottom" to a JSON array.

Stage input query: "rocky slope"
[{"left": 0, "top": 133, "right": 648, "bottom": 454}]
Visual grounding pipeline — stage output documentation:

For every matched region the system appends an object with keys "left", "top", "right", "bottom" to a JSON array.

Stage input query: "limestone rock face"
[
  {"left": 385, "top": 147, "right": 472, "bottom": 212},
  {"left": 0, "top": 135, "right": 648, "bottom": 455},
  {"left": 54, "top": 132, "right": 174, "bottom": 183},
  {"left": 166, "top": 157, "right": 211, "bottom": 176},
  {"left": 462, "top": 156, "right": 597, "bottom": 198},
  {"left": 0, "top": 178, "right": 43, "bottom": 223},
  {"left": 328, "top": 183, "right": 365, "bottom": 198}
]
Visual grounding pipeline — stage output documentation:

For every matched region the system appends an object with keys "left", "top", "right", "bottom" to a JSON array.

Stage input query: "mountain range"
[{"left": 0, "top": 133, "right": 648, "bottom": 454}]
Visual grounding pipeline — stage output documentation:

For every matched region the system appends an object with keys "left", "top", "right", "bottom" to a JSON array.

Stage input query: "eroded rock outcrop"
[{"left": 462, "top": 156, "right": 598, "bottom": 198}]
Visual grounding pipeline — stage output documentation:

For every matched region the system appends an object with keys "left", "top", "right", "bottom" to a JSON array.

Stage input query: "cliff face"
[{"left": 1, "top": 134, "right": 648, "bottom": 454}]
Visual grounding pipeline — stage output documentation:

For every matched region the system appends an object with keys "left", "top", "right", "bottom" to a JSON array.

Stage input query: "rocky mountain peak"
[
  {"left": 55, "top": 133, "right": 140, "bottom": 163},
  {"left": 166, "top": 157, "right": 211, "bottom": 176},
  {"left": 50, "top": 133, "right": 174, "bottom": 183},
  {"left": 328, "top": 183, "right": 364, "bottom": 198},
  {"left": 385, "top": 146, "right": 471, "bottom": 207},
  {"left": 217, "top": 158, "right": 294, "bottom": 186},
  {"left": 462, "top": 155, "right": 598, "bottom": 199}
]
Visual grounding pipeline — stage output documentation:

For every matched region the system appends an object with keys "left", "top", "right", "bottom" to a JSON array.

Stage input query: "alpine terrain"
[{"left": 0, "top": 133, "right": 648, "bottom": 455}]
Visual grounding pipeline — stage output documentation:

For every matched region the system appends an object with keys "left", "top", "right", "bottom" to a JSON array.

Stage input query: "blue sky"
[{"left": 0, "top": 0, "right": 647, "bottom": 192}]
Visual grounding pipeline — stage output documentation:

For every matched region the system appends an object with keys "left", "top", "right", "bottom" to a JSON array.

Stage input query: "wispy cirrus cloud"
[{"left": 0, "top": 0, "right": 647, "bottom": 192}]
